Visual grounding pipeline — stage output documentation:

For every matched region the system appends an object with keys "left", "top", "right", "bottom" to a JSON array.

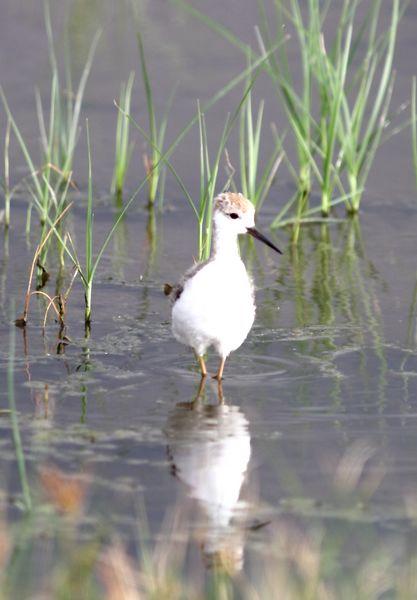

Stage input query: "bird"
[{"left": 165, "top": 192, "right": 282, "bottom": 380}]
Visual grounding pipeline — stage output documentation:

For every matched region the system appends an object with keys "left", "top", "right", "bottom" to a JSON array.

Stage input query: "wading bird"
[{"left": 165, "top": 192, "right": 281, "bottom": 380}]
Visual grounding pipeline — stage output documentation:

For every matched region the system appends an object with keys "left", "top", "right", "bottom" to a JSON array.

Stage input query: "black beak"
[{"left": 246, "top": 227, "right": 282, "bottom": 254}]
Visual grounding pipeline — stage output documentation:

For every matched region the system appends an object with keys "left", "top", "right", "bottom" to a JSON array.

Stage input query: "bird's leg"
[
  {"left": 195, "top": 353, "right": 207, "bottom": 377},
  {"left": 176, "top": 375, "right": 206, "bottom": 410},
  {"left": 196, "top": 375, "right": 207, "bottom": 400},
  {"left": 213, "top": 357, "right": 226, "bottom": 381},
  {"left": 216, "top": 379, "right": 224, "bottom": 404}
]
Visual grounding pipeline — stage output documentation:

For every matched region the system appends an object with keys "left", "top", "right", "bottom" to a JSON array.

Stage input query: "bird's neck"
[{"left": 211, "top": 223, "right": 241, "bottom": 261}]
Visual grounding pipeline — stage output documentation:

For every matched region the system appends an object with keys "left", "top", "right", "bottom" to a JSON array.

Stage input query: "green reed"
[
  {"left": 253, "top": 0, "right": 401, "bottom": 215},
  {"left": 238, "top": 81, "right": 284, "bottom": 210},
  {"left": 176, "top": 0, "right": 402, "bottom": 224},
  {"left": 137, "top": 30, "right": 174, "bottom": 207},
  {"left": 125, "top": 101, "right": 240, "bottom": 261},
  {"left": 36, "top": 122, "right": 95, "bottom": 330},
  {"left": 118, "top": 44, "right": 281, "bottom": 256},
  {"left": 1, "top": 16, "right": 99, "bottom": 283},
  {"left": 177, "top": 81, "right": 256, "bottom": 260},
  {"left": 31, "top": 39, "right": 283, "bottom": 329},
  {"left": 1, "top": 88, "right": 52, "bottom": 229},
  {"left": 2, "top": 118, "right": 11, "bottom": 228},
  {"left": 111, "top": 72, "right": 135, "bottom": 198},
  {"left": 44, "top": 2, "right": 100, "bottom": 182},
  {"left": 0, "top": 22, "right": 99, "bottom": 233},
  {"left": 196, "top": 105, "right": 235, "bottom": 260},
  {"left": 332, "top": 0, "right": 400, "bottom": 213},
  {"left": 61, "top": 122, "right": 95, "bottom": 330}
]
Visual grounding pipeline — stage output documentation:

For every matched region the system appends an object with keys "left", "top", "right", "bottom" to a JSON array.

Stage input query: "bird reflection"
[{"left": 165, "top": 378, "right": 251, "bottom": 573}]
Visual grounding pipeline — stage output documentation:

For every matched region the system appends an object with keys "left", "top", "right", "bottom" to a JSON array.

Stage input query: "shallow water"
[{"left": 2, "top": 0, "right": 417, "bottom": 594}]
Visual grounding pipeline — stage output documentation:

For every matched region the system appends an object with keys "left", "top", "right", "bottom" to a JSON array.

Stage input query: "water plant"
[
  {"left": 329, "top": 0, "right": 400, "bottom": 213},
  {"left": 137, "top": 30, "right": 174, "bottom": 207},
  {"left": 125, "top": 100, "right": 239, "bottom": 261},
  {"left": 111, "top": 72, "right": 135, "bottom": 198},
  {"left": 237, "top": 81, "right": 284, "bottom": 210},
  {"left": 43, "top": 2, "right": 101, "bottom": 182},
  {"left": 11, "top": 35, "right": 282, "bottom": 333},
  {"left": 15, "top": 202, "right": 72, "bottom": 329},
  {"left": 2, "top": 119, "right": 11, "bottom": 228},
  {"left": 23, "top": 122, "right": 100, "bottom": 331},
  {"left": 0, "top": 6, "right": 99, "bottom": 231},
  {"left": 62, "top": 123, "right": 95, "bottom": 330},
  {"left": 176, "top": 0, "right": 403, "bottom": 223},
  {"left": 196, "top": 105, "right": 234, "bottom": 260},
  {"left": 117, "top": 42, "right": 283, "bottom": 257}
]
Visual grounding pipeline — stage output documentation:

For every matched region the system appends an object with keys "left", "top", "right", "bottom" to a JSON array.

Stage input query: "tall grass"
[
  {"left": 124, "top": 102, "right": 239, "bottom": 260},
  {"left": 35, "top": 48, "right": 278, "bottom": 332},
  {"left": 176, "top": 0, "right": 403, "bottom": 224},
  {"left": 331, "top": 0, "right": 400, "bottom": 213},
  {"left": 31, "top": 122, "right": 97, "bottom": 331},
  {"left": 0, "top": 8, "right": 99, "bottom": 234},
  {"left": 196, "top": 105, "right": 233, "bottom": 260},
  {"left": 2, "top": 119, "right": 11, "bottom": 228},
  {"left": 62, "top": 122, "right": 95, "bottom": 330},
  {"left": 237, "top": 81, "right": 284, "bottom": 210},
  {"left": 117, "top": 41, "right": 283, "bottom": 257},
  {"left": 137, "top": 30, "right": 174, "bottom": 207},
  {"left": 111, "top": 72, "right": 135, "bottom": 198},
  {"left": 255, "top": 0, "right": 400, "bottom": 215},
  {"left": 43, "top": 2, "right": 101, "bottom": 182}
]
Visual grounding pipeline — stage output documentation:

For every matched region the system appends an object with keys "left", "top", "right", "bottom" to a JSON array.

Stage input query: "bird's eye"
[{"left": 229, "top": 213, "right": 239, "bottom": 219}]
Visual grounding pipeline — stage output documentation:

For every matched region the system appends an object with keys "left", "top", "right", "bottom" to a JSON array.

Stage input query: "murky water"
[{"left": 1, "top": 0, "right": 417, "bottom": 594}]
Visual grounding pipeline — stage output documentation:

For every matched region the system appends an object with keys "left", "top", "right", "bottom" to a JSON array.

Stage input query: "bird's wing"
[{"left": 164, "top": 258, "right": 212, "bottom": 304}]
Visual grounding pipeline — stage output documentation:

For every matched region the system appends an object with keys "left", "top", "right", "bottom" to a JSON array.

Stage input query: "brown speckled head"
[
  {"left": 212, "top": 191, "right": 282, "bottom": 255},
  {"left": 214, "top": 192, "right": 254, "bottom": 215}
]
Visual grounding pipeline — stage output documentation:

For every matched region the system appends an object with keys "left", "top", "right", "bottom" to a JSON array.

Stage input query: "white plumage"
[{"left": 168, "top": 192, "right": 281, "bottom": 379}]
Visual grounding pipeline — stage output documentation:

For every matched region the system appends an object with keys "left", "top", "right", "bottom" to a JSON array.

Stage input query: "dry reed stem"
[
  {"left": 142, "top": 152, "right": 153, "bottom": 177},
  {"left": 16, "top": 202, "right": 72, "bottom": 327},
  {"left": 39, "top": 292, "right": 62, "bottom": 328},
  {"left": 34, "top": 163, "right": 78, "bottom": 191}
]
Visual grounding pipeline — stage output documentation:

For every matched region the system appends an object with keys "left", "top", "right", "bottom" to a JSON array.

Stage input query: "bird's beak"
[{"left": 246, "top": 227, "right": 282, "bottom": 254}]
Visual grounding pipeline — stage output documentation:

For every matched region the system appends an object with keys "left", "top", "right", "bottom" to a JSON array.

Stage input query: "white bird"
[{"left": 165, "top": 192, "right": 281, "bottom": 380}]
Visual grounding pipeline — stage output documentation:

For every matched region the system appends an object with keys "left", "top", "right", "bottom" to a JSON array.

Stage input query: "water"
[{"left": 1, "top": 0, "right": 417, "bottom": 595}]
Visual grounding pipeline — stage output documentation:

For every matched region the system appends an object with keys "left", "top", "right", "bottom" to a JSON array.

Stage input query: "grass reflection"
[{"left": 278, "top": 219, "right": 388, "bottom": 409}]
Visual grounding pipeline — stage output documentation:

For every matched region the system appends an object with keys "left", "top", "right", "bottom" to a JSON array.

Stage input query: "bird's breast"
[{"left": 187, "top": 260, "right": 254, "bottom": 307}]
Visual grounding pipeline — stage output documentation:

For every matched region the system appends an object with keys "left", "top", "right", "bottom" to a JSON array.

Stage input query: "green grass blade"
[
  {"left": 8, "top": 319, "right": 32, "bottom": 512},
  {"left": 0, "top": 88, "right": 43, "bottom": 201},
  {"left": 85, "top": 120, "right": 93, "bottom": 284},
  {"left": 64, "top": 31, "right": 101, "bottom": 176}
]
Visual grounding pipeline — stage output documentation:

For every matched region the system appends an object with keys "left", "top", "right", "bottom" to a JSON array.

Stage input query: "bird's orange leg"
[
  {"left": 213, "top": 357, "right": 226, "bottom": 381},
  {"left": 196, "top": 354, "right": 207, "bottom": 377},
  {"left": 216, "top": 379, "right": 224, "bottom": 404}
]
